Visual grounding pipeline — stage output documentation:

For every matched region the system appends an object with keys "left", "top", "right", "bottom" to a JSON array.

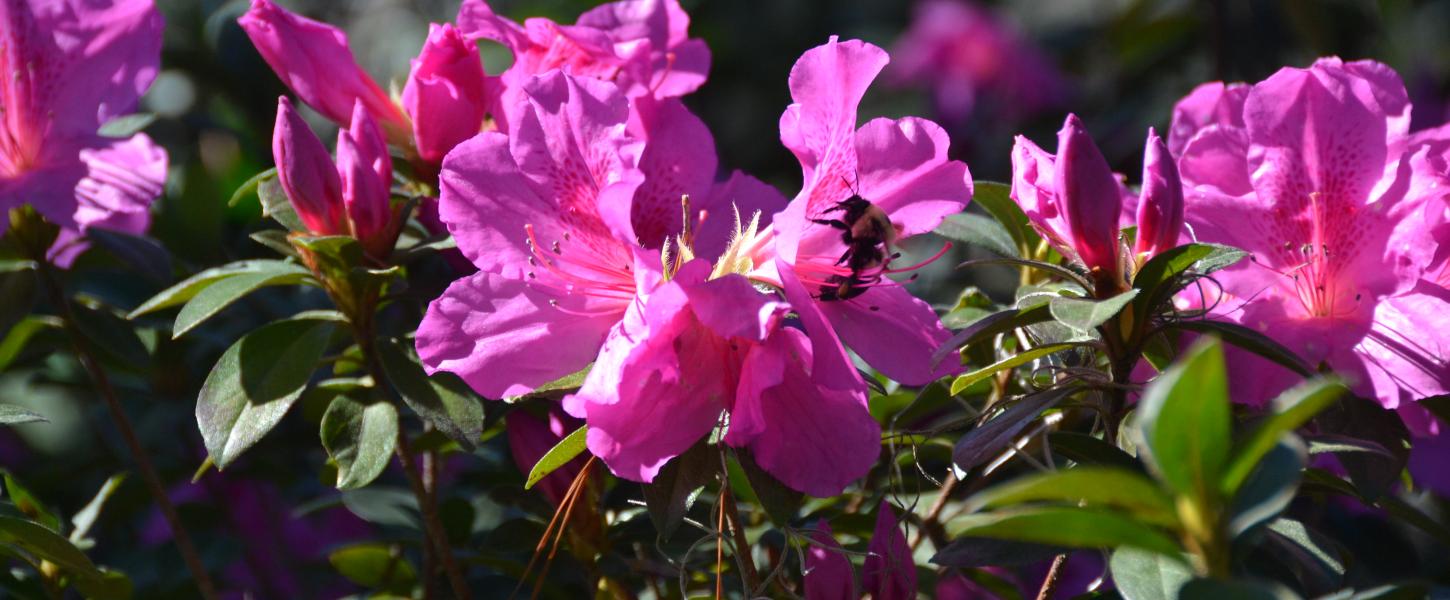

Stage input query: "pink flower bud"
[
  {"left": 1135, "top": 128, "right": 1185, "bottom": 260},
  {"left": 804, "top": 520, "right": 855, "bottom": 600},
  {"left": 272, "top": 96, "right": 345, "bottom": 236},
  {"left": 1053, "top": 114, "right": 1123, "bottom": 276},
  {"left": 240, "top": 0, "right": 409, "bottom": 145},
  {"left": 336, "top": 102, "right": 394, "bottom": 256},
  {"left": 862, "top": 501, "right": 917, "bottom": 600},
  {"left": 402, "top": 23, "right": 489, "bottom": 166}
]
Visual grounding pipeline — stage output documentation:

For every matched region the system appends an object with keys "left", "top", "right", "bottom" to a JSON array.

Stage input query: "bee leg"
[{"left": 810, "top": 218, "right": 849, "bottom": 230}]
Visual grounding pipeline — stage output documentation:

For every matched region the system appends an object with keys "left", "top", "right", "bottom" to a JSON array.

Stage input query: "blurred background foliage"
[{"left": 4, "top": 0, "right": 1450, "bottom": 597}]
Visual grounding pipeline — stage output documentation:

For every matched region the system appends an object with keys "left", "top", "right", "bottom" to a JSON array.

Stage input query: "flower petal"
[
  {"left": 816, "top": 282, "right": 959, "bottom": 386},
  {"left": 855, "top": 116, "right": 972, "bottom": 238}
]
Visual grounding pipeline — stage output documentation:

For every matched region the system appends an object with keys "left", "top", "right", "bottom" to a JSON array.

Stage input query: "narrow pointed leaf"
[{"left": 525, "top": 425, "right": 588, "bottom": 490}]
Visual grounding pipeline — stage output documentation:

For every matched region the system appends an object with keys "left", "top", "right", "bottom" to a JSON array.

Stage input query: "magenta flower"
[
  {"left": 272, "top": 98, "right": 398, "bottom": 259},
  {"left": 889, "top": 0, "right": 1068, "bottom": 126},
  {"left": 416, "top": 70, "right": 649, "bottom": 400},
  {"left": 1134, "top": 129, "right": 1186, "bottom": 261},
  {"left": 506, "top": 407, "right": 587, "bottom": 506},
  {"left": 862, "top": 500, "right": 917, "bottom": 600},
  {"left": 1011, "top": 114, "right": 1124, "bottom": 279},
  {"left": 402, "top": 23, "right": 490, "bottom": 167},
  {"left": 239, "top": 0, "right": 411, "bottom": 147},
  {"left": 770, "top": 37, "right": 973, "bottom": 388},
  {"left": 1173, "top": 58, "right": 1450, "bottom": 423},
  {"left": 0, "top": 0, "right": 167, "bottom": 265},
  {"left": 457, "top": 0, "right": 709, "bottom": 101},
  {"left": 804, "top": 520, "right": 855, "bottom": 600}
]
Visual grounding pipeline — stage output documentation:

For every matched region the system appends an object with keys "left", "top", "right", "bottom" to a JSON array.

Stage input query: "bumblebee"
[{"left": 811, "top": 193, "right": 897, "bottom": 300}]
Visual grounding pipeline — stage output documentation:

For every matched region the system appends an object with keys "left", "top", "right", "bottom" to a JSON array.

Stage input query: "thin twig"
[
  {"left": 1036, "top": 554, "right": 1069, "bottom": 600},
  {"left": 394, "top": 429, "right": 473, "bottom": 600},
  {"left": 35, "top": 259, "right": 219, "bottom": 600}
]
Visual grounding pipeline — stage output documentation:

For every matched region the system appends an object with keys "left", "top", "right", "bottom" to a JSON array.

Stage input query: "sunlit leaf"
[{"left": 525, "top": 425, "right": 588, "bottom": 490}]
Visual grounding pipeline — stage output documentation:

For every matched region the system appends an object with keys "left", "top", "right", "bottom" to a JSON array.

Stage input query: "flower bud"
[
  {"left": 336, "top": 101, "right": 394, "bottom": 257},
  {"left": 272, "top": 96, "right": 345, "bottom": 236},
  {"left": 804, "top": 520, "right": 855, "bottom": 600},
  {"left": 1135, "top": 128, "right": 1185, "bottom": 260},
  {"left": 240, "top": 0, "right": 409, "bottom": 145},
  {"left": 862, "top": 501, "right": 917, "bottom": 600},
  {"left": 402, "top": 23, "right": 489, "bottom": 165},
  {"left": 1053, "top": 114, "right": 1122, "bottom": 277}
]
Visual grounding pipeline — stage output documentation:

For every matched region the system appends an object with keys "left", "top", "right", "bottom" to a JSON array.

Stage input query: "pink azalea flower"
[
  {"left": 416, "top": 70, "right": 650, "bottom": 400},
  {"left": 402, "top": 23, "right": 490, "bottom": 167},
  {"left": 770, "top": 37, "right": 974, "bottom": 388},
  {"left": 889, "top": 0, "right": 1068, "bottom": 126},
  {"left": 862, "top": 500, "right": 917, "bottom": 600},
  {"left": 457, "top": 0, "right": 709, "bottom": 101},
  {"left": 0, "top": 0, "right": 167, "bottom": 265},
  {"left": 272, "top": 98, "right": 398, "bottom": 259},
  {"left": 1172, "top": 58, "right": 1450, "bottom": 424},
  {"left": 239, "top": 0, "right": 411, "bottom": 147},
  {"left": 804, "top": 520, "right": 856, "bottom": 600}
]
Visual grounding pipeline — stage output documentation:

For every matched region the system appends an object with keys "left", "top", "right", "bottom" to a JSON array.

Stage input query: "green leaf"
[
  {"left": 947, "top": 507, "right": 1184, "bottom": 558},
  {"left": 70, "top": 304, "right": 149, "bottom": 370},
  {"left": 1179, "top": 578, "right": 1297, "bottom": 600},
  {"left": 69, "top": 475, "right": 126, "bottom": 547},
  {"left": 950, "top": 343, "right": 1083, "bottom": 395},
  {"left": 1223, "top": 377, "right": 1344, "bottom": 493},
  {"left": 1313, "top": 395, "right": 1408, "bottom": 502},
  {"left": 128, "top": 260, "right": 310, "bottom": 319},
  {"left": 248, "top": 230, "right": 300, "bottom": 259},
  {"left": 931, "top": 537, "right": 1067, "bottom": 569},
  {"left": 0, "top": 317, "right": 58, "bottom": 372},
  {"left": 329, "top": 543, "right": 417, "bottom": 594},
  {"left": 1228, "top": 436, "right": 1307, "bottom": 537},
  {"left": 969, "top": 467, "right": 1178, "bottom": 527},
  {"left": 1134, "top": 337, "right": 1231, "bottom": 502},
  {"left": 227, "top": 168, "right": 278, "bottom": 208},
  {"left": 736, "top": 449, "right": 803, "bottom": 524},
  {"left": 1263, "top": 518, "right": 1345, "bottom": 589},
  {"left": 85, "top": 229, "right": 171, "bottom": 284},
  {"left": 0, "top": 516, "right": 101, "bottom": 579},
  {"left": 641, "top": 441, "right": 713, "bottom": 538},
  {"left": 320, "top": 396, "right": 399, "bottom": 490},
  {"left": 172, "top": 269, "right": 312, "bottom": 338},
  {"left": 1109, "top": 547, "right": 1193, "bottom": 600},
  {"left": 378, "top": 339, "right": 484, "bottom": 450},
  {"left": 257, "top": 177, "right": 306, "bottom": 232},
  {"left": 197, "top": 318, "right": 335, "bottom": 468},
  {"left": 340, "top": 488, "right": 420, "bottom": 529},
  {"left": 503, "top": 364, "right": 592, "bottom": 402},
  {"left": 0, "top": 268, "right": 37, "bottom": 342},
  {"left": 4, "top": 474, "right": 59, "bottom": 531},
  {"left": 932, "top": 303, "right": 1054, "bottom": 371},
  {"left": 71, "top": 569, "right": 132, "bottom": 600},
  {"left": 970, "top": 181, "right": 1041, "bottom": 256},
  {"left": 935, "top": 212, "right": 1019, "bottom": 257},
  {"left": 953, "top": 387, "right": 1073, "bottom": 471},
  {"left": 1047, "top": 432, "right": 1141, "bottom": 472},
  {"left": 0, "top": 405, "right": 45, "bottom": 426},
  {"left": 1131, "top": 243, "right": 1245, "bottom": 319},
  {"left": 525, "top": 425, "right": 588, "bottom": 490},
  {"left": 958, "top": 257, "right": 1093, "bottom": 292},
  {"left": 1167, "top": 319, "right": 1312, "bottom": 376},
  {"left": 96, "top": 113, "right": 156, "bottom": 138},
  {"left": 1049, "top": 289, "right": 1139, "bottom": 332}
]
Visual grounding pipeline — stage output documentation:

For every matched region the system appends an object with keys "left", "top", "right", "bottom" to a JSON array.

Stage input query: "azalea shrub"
[{"left": 3, "top": 0, "right": 1450, "bottom": 599}]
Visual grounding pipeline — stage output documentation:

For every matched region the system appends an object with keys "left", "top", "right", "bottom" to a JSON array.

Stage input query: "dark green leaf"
[
  {"left": 71, "top": 569, "right": 132, "bottom": 600},
  {"left": 1131, "top": 243, "right": 1245, "bottom": 320},
  {"left": 736, "top": 449, "right": 803, "bottom": 524},
  {"left": 3, "top": 474, "right": 58, "bottom": 531},
  {"left": 128, "top": 260, "right": 310, "bottom": 319},
  {"left": 0, "top": 317, "right": 58, "bottom": 372},
  {"left": 949, "top": 342, "right": 1083, "bottom": 395},
  {"left": 1263, "top": 518, "right": 1345, "bottom": 591},
  {"left": 340, "top": 488, "right": 420, "bottom": 529},
  {"left": 1049, "top": 289, "right": 1139, "bottom": 332},
  {"left": 1178, "top": 578, "right": 1297, "bottom": 600},
  {"left": 947, "top": 507, "right": 1184, "bottom": 558},
  {"left": 329, "top": 543, "right": 417, "bottom": 594},
  {"left": 1229, "top": 436, "right": 1307, "bottom": 537},
  {"left": 96, "top": 113, "right": 156, "bottom": 138},
  {"left": 1223, "top": 377, "right": 1343, "bottom": 493},
  {"left": 641, "top": 441, "right": 713, "bottom": 538},
  {"left": 932, "top": 303, "right": 1054, "bottom": 371},
  {"left": 248, "top": 230, "right": 300, "bottom": 258},
  {"left": 257, "top": 177, "right": 306, "bottom": 232},
  {"left": 503, "top": 364, "right": 591, "bottom": 402},
  {"left": 227, "top": 168, "right": 278, "bottom": 208},
  {"left": 525, "top": 425, "right": 587, "bottom": 490},
  {"left": 197, "top": 318, "right": 334, "bottom": 468},
  {"left": 173, "top": 269, "right": 312, "bottom": 338},
  {"left": 70, "top": 304, "right": 149, "bottom": 370},
  {"left": 935, "top": 212, "right": 1019, "bottom": 257},
  {"left": 1047, "top": 432, "right": 1142, "bottom": 472},
  {"left": 1313, "top": 395, "right": 1408, "bottom": 502},
  {"left": 958, "top": 257, "right": 1093, "bottom": 292},
  {"left": 1109, "top": 547, "right": 1193, "bottom": 600},
  {"left": 1134, "top": 337, "right": 1230, "bottom": 502},
  {"left": 0, "top": 516, "right": 100, "bottom": 579},
  {"left": 378, "top": 339, "right": 484, "bottom": 450},
  {"left": 320, "top": 396, "right": 399, "bottom": 490},
  {"left": 85, "top": 229, "right": 171, "bottom": 284},
  {"left": 1304, "top": 434, "right": 1395, "bottom": 458},
  {"left": 0, "top": 405, "right": 45, "bottom": 426},
  {"left": 1166, "top": 319, "right": 1312, "bottom": 376},
  {"left": 953, "top": 387, "right": 1073, "bottom": 471},
  {"left": 930, "top": 537, "right": 1067, "bottom": 568},
  {"left": 0, "top": 268, "right": 37, "bottom": 341},
  {"left": 969, "top": 181, "right": 1041, "bottom": 256},
  {"left": 969, "top": 467, "right": 1178, "bottom": 526}
]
